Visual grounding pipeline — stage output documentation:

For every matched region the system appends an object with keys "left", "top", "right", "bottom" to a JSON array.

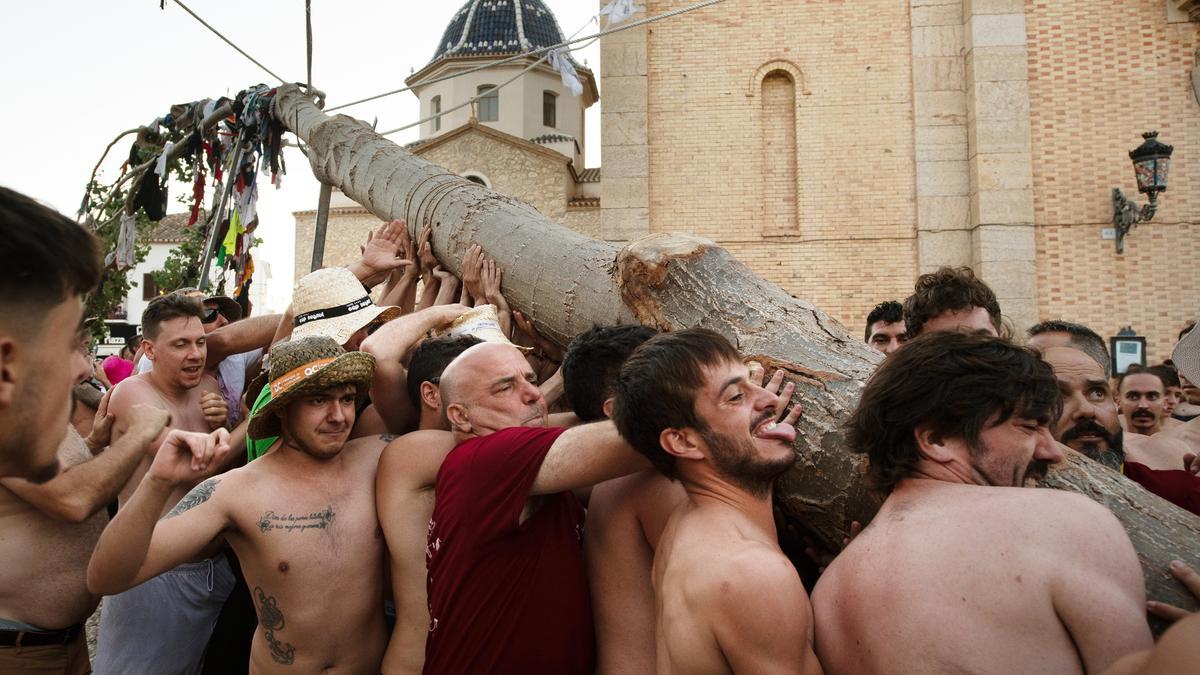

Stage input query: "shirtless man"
[
  {"left": 89, "top": 337, "right": 389, "bottom": 673},
  {"left": 814, "top": 331, "right": 1152, "bottom": 674},
  {"left": 0, "top": 186, "right": 102, "bottom": 481},
  {"left": 611, "top": 328, "right": 819, "bottom": 675},
  {"left": 94, "top": 293, "right": 232, "bottom": 674},
  {"left": 0, "top": 344, "right": 169, "bottom": 672},
  {"left": 1042, "top": 345, "right": 1199, "bottom": 515}
]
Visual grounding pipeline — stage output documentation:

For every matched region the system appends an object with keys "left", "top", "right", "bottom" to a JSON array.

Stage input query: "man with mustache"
[
  {"left": 1118, "top": 367, "right": 1168, "bottom": 436},
  {"left": 813, "top": 332, "right": 1151, "bottom": 674},
  {"left": 1042, "top": 346, "right": 1200, "bottom": 516},
  {"left": 611, "top": 329, "right": 820, "bottom": 674}
]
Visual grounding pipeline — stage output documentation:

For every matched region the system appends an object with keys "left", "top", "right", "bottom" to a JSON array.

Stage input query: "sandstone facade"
[{"left": 296, "top": 0, "right": 1198, "bottom": 362}]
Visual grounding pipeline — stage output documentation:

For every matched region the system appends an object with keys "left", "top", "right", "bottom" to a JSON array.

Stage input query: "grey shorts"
[{"left": 93, "top": 555, "right": 235, "bottom": 675}]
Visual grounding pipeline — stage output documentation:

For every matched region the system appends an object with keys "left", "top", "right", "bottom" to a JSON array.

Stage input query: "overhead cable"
[
  {"left": 325, "top": 0, "right": 724, "bottom": 112},
  {"left": 169, "top": 0, "right": 287, "bottom": 83}
]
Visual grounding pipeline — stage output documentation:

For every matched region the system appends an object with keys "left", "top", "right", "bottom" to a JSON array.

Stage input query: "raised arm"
[
  {"left": 87, "top": 428, "right": 233, "bottom": 596},
  {"left": 347, "top": 220, "right": 409, "bottom": 290},
  {"left": 359, "top": 304, "right": 469, "bottom": 433},
  {"left": 376, "top": 430, "right": 457, "bottom": 674},
  {"left": 532, "top": 421, "right": 649, "bottom": 496},
  {"left": 378, "top": 220, "right": 419, "bottom": 314},
  {"left": 1, "top": 401, "right": 169, "bottom": 523},
  {"left": 206, "top": 314, "right": 279, "bottom": 366}
]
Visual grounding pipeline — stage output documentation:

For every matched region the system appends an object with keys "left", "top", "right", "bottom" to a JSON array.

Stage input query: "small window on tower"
[
  {"left": 543, "top": 91, "right": 557, "bottom": 128},
  {"left": 477, "top": 85, "right": 498, "bottom": 122},
  {"left": 432, "top": 96, "right": 442, "bottom": 132}
]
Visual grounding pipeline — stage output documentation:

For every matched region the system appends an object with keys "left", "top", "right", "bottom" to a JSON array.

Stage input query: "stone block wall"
[
  {"left": 600, "top": 0, "right": 920, "bottom": 331},
  {"left": 417, "top": 129, "right": 574, "bottom": 222}
]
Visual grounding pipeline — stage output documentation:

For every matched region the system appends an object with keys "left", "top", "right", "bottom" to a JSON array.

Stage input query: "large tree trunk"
[{"left": 271, "top": 84, "right": 1198, "bottom": 618}]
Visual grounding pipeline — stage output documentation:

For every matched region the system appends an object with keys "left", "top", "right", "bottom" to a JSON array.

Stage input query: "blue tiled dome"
[{"left": 430, "top": 0, "right": 570, "bottom": 63}]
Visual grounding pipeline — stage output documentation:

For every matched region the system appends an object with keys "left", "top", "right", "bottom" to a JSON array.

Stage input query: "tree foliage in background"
[
  {"left": 79, "top": 141, "right": 201, "bottom": 341},
  {"left": 149, "top": 222, "right": 208, "bottom": 294}
]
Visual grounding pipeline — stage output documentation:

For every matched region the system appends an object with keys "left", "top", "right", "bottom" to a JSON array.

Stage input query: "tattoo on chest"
[
  {"left": 255, "top": 586, "right": 296, "bottom": 665},
  {"left": 164, "top": 478, "right": 220, "bottom": 519},
  {"left": 256, "top": 506, "right": 336, "bottom": 534}
]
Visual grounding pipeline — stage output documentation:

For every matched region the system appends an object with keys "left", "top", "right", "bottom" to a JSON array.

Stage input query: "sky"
[{"left": 0, "top": 0, "right": 602, "bottom": 313}]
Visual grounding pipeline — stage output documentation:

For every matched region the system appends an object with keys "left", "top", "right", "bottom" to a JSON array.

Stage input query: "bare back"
[
  {"left": 812, "top": 481, "right": 1152, "bottom": 675},
  {"left": 653, "top": 498, "right": 821, "bottom": 675},
  {"left": 0, "top": 428, "right": 107, "bottom": 628},
  {"left": 219, "top": 437, "right": 388, "bottom": 673},
  {"left": 585, "top": 469, "right": 686, "bottom": 675},
  {"left": 109, "top": 373, "right": 219, "bottom": 510},
  {"left": 375, "top": 429, "right": 457, "bottom": 674}
]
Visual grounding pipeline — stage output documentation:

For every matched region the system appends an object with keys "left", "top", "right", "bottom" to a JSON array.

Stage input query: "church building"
[{"left": 295, "top": 0, "right": 1199, "bottom": 361}]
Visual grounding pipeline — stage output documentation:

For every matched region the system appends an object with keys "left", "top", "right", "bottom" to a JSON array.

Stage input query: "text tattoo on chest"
[{"left": 256, "top": 506, "right": 336, "bottom": 534}]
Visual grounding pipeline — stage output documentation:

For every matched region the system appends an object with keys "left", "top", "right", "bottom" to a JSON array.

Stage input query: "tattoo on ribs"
[
  {"left": 256, "top": 506, "right": 336, "bottom": 534},
  {"left": 164, "top": 478, "right": 220, "bottom": 519},
  {"left": 255, "top": 586, "right": 296, "bottom": 665}
]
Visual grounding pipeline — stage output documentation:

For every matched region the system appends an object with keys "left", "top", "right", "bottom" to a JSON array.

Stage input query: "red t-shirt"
[
  {"left": 424, "top": 426, "right": 593, "bottom": 674},
  {"left": 1124, "top": 461, "right": 1200, "bottom": 516}
]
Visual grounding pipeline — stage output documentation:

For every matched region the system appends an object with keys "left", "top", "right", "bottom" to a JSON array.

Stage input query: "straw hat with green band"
[{"left": 248, "top": 336, "right": 376, "bottom": 439}]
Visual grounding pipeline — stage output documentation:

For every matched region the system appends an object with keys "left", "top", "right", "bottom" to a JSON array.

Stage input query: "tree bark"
[{"left": 271, "top": 84, "right": 1198, "bottom": 619}]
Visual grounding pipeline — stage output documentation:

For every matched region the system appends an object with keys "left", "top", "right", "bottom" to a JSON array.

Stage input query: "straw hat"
[
  {"left": 248, "top": 336, "right": 376, "bottom": 439},
  {"left": 1172, "top": 321, "right": 1200, "bottom": 386},
  {"left": 439, "top": 304, "right": 529, "bottom": 350},
  {"left": 291, "top": 268, "right": 401, "bottom": 346}
]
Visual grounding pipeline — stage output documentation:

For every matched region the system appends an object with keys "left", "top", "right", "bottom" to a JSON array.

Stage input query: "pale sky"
[{"left": 0, "top": 0, "right": 601, "bottom": 312}]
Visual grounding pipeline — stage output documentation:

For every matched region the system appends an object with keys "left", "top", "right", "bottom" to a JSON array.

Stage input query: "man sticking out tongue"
[{"left": 611, "top": 329, "right": 819, "bottom": 675}]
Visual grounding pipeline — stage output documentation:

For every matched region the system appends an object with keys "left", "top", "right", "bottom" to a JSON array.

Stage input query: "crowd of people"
[{"left": 0, "top": 183, "right": 1198, "bottom": 674}]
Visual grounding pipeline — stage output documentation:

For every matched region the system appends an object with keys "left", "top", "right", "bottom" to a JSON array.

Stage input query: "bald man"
[{"left": 382, "top": 342, "right": 646, "bottom": 674}]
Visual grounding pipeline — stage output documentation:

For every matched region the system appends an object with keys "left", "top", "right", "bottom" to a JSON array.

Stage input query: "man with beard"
[
  {"left": 0, "top": 186, "right": 102, "bottom": 482},
  {"left": 612, "top": 329, "right": 820, "bottom": 674},
  {"left": 814, "top": 332, "right": 1151, "bottom": 674},
  {"left": 1118, "top": 367, "right": 1167, "bottom": 436},
  {"left": 1041, "top": 346, "right": 1200, "bottom": 515},
  {"left": 418, "top": 342, "right": 647, "bottom": 674},
  {"left": 89, "top": 337, "right": 391, "bottom": 673}
]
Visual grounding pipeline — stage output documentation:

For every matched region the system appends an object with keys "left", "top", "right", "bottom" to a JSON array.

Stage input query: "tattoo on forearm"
[
  {"left": 256, "top": 506, "right": 335, "bottom": 533},
  {"left": 164, "top": 478, "right": 220, "bottom": 519},
  {"left": 255, "top": 586, "right": 296, "bottom": 665}
]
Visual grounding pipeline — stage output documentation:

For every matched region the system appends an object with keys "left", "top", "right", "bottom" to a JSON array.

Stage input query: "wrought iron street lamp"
[{"left": 1112, "top": 131, "right": 1173, "bottom": 254}]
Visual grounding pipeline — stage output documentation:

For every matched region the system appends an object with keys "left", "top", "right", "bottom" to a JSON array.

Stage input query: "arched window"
[
  {"left": 431, "top": 96, "right": 442, "bottom": 132},
  {"left": 761, "top": 70, "right": 798, "bottom": 233},
  {"left": 461, "top": 172, "right": 490, "bottom": 188},
  {"left": 543, "top": 91, "right": 557, "bottom": 128},
  {"left": 477, "top": 85, "right": 498, "bottom": 122}
]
